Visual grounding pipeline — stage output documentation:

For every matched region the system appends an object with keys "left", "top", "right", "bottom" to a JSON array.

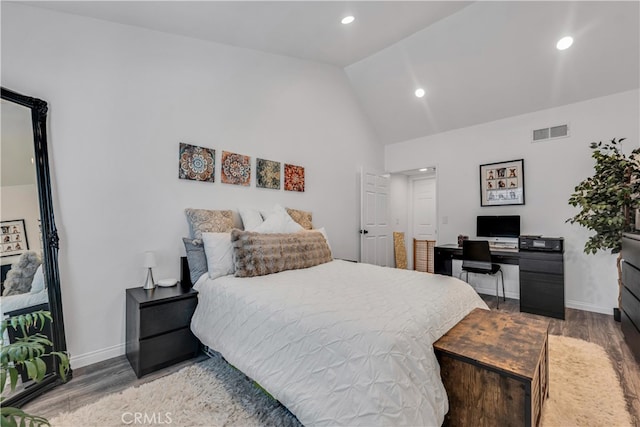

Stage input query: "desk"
[
  {"left": 434, "top": 244, "right": 565, "bottom": 319},
  {"left": 434, "top": 244, "right": 519, "bottom": 276}
]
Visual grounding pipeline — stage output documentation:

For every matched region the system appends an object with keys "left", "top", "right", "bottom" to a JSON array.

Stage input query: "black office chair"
[{"left": 459, "top": 240, "right": 506, "bottom": 309}]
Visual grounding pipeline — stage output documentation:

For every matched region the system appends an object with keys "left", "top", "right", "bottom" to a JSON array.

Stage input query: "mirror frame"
[{"left": 2, "top": 87, "right": 72, "bottom": 407}]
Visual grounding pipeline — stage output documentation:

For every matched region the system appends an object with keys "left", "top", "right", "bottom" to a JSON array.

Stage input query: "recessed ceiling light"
[
  {"left": 341, "top": 16, "right": 355, "bottom": 25},
  {"left": 415, "top": 88, "right": 426, "bottom": 98},
  {"left": 419, "top": 168, "right": 428, "bottom": 172},
  {"left": 556, "top": 36, "right": 573, "bottom": 50}
]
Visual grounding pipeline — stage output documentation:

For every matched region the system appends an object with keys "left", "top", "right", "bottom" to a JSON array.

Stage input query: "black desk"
[
  {"left": 434, "top": 244, "right": 565, "bottom": 319},
  {"left": 434, "top": 244, "right": 519, "bottom": 276}
]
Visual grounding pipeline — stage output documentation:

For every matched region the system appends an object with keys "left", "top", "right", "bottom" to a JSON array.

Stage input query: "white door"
[
  {"left": 360, "top": 170, "right": 391, "bottom": 266},
  {"left": 412, "top": 177, "right": 437, "bottom": 241}
]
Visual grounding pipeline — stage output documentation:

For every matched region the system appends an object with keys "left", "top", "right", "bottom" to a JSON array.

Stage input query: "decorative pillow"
[
  {"left": 254, "top": 204, "right": 303, "bottom": 234},
  {"left": 185, "top": 208, "right": 234, "bottom": 240},
  {"left": 182, "top": 238, "right": 209, "bottom": 284},
  {"left": 2, "top": 251, "right": 42, "bottom": 296},
  {"left": 238, "top": 208, "right": 264, "bottom": 231},
  {"left": 231, "top": 229, "right": 332, "bottom": 278},
  {"left": 202, "top": 232, "right": 235, "bottom": 280},
  {"left": 286, "top": 208, "right": 313, "bottom": 230},
  {"left": 30, "top": 265, "right": 46, "bottom": 294}
]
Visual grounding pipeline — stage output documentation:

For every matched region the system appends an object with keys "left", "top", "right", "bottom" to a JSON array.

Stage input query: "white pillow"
[
  {"left": 253, "top": 204, "right": 303, "bottom": 234},
  {"left": 201, "top": 232, "right": 235, "bottom": 280},
  {"left": 238, "top": 208, "right": 264, "bottom": 231},
  {"left": 30, "top": 265, "right": 46, "bottom": 294}
]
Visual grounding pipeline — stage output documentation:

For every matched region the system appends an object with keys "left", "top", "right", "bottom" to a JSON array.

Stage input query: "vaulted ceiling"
[{"left": 24, "top": 1, "right": 640, "bottom": 145}]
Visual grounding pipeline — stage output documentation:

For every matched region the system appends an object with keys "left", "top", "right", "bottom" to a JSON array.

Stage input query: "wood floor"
[{"left": 23, "top": 295, "right": 640, "bottom": 425}]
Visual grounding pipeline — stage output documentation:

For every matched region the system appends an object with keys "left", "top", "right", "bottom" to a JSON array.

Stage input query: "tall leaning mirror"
[{"left": 1, "top": 87, "right": 71, "bottom": 407}]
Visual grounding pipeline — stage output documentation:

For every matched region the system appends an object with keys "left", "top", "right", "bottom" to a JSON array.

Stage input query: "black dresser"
[{"left": 621, "top": 233, "right": 640, "bottom": 362}]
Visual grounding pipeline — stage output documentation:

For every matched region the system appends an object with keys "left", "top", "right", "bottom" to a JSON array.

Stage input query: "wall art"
[
  {"left": 179, "top": 143, "right": 215, "bottom": 182},
  {"left": 256, "top": 158, "right": 281, "bottom": 190},
  {"left": 221, "top": 150, "right": 251, "bottom": 186},
  {"left": 1, "top": 219, "right": 29, "bottom": 257},
  {"left": 284, "top": 163, "right": 305, "bottom": 192},
  {"left": 480, "top": 159, "right": 525, "bottom": 206}
]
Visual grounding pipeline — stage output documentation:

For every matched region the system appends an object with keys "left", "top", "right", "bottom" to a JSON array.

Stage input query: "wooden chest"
[{"left": 434, "top": 308, "right": 550, "bottom": 427}]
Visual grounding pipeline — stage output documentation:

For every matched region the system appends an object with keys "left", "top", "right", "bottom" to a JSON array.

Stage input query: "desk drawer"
[
  {"left": 520, "top": 272, "right": 565, "bottom": 318},
  {"left": 520, "top": 258, "right": 564, "bottom": 275}
]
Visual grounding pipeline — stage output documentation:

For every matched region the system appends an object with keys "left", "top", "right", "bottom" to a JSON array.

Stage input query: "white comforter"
[{"left": 191, "top": 260, "right": 488, "bottom": 426}]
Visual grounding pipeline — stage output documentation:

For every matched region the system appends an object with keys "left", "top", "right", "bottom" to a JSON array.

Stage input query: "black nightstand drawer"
[
  {"left": 140, "top": 297, "right": 198, "bottom": 339},
  {"left": 137, "top": 327, "right": 199, "bottom": 376}
]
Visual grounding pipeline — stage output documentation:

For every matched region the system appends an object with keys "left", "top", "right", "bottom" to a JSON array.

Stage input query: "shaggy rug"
[
  {"left": 51, "top": 335, "right": 632, "bottom": 427},
  {"left": 540, "top": 335, "right": 632, "bottom": 426}
]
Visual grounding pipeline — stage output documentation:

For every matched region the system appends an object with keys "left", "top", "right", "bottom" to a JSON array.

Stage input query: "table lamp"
[{"left": 143, "top": 251, "right": 156, "bottom": 290}]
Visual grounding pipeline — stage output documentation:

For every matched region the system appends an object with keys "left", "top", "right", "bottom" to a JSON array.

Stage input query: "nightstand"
[{"left": 126, "top": 286, "right": 200, "bottom": 378}]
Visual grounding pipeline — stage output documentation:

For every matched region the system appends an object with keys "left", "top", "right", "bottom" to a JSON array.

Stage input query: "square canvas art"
[
  {"left": 179, "top": 143, "right": 215, "bottom": 182},
  {"left": 284, "top": 164, "right": 305, "bottom": 192},
  {"left": 221, "top": 151, "right": 251, "bottom": 186},
  {"left": 256, "top": 158, "right": 281, "bottom": 190}
]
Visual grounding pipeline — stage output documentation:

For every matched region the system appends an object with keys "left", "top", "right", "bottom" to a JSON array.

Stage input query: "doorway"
[{"left": 411, "top": 176, "right": 437, "bottom": 242}]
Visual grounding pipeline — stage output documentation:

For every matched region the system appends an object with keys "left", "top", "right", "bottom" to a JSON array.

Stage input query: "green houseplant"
[
  {"left": 1, "top": 310, "right": 70, "bottom": 427},
  {"left": 567, "top": 137, "right": 640, "bottom": 315}
]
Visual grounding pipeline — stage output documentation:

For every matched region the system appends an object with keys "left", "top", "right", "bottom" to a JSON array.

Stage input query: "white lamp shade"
[{"left": 143, "top": 251, "right": 157, "bottom": 268}]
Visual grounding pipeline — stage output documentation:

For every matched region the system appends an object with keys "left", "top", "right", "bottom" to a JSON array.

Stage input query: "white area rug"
[
  {"left": 540, "top": 335, "right": 632, "bottom": 427},
  {"left": 51, "top": 335, "right": 632, "bottom": 427}
]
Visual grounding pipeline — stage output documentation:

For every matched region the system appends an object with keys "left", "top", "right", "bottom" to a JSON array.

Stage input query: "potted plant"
[
  {"left": 1, "top": 310, "right": 70, "bottom": 427},
  {"left": 567, "top": 137, "right": 640, "bottom": 320}
]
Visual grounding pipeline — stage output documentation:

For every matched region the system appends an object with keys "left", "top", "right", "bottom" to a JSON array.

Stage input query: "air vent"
[{"left": 532, "top": 124, "right": 569, "bottom": 142}]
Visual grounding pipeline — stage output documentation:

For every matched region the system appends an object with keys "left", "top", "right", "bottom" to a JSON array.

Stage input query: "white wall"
[
  {"left": 2, "top": 4, "right": 383, "bottom": 367},
  {"left": 386, "top": 89, "right": 640, "bottom": 314},
  {"left": 0, "top": 184, "right": 42, "bottom": 264}
]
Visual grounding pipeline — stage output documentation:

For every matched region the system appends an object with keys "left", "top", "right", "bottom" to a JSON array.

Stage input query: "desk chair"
[{"left": 459, "top": 240, "right": 506, "bottom": 309}]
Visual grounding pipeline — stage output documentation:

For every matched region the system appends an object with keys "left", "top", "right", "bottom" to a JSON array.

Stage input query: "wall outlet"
[{"left": 442, "top": 216, "right": 448, "bottom": 224}]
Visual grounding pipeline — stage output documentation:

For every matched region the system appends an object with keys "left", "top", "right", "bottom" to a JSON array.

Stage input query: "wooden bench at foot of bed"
[{"left": 433, "top": 308, "right": 550, "bottom": 427}]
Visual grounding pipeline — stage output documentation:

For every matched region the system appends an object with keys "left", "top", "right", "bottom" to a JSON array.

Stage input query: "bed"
[{"left": 189, "top": 258, "right": 488, "bottom": 426}]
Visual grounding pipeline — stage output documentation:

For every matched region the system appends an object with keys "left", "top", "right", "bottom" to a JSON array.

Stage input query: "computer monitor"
[{"left": 477, "top": 215, "right": 520, "bottom": 238}]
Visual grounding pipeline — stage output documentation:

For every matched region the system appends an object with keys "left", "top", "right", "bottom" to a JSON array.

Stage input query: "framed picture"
[
  {"left": 480, "top": 159, "right": 525, "bottom": 206},
  {"left": 0, "top": 219, "right": 29, "bottom": 257}
]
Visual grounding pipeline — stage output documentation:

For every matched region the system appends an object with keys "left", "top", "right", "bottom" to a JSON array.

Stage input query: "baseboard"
[
  {"left": 474, "top": 288, "right": 612, "bottom": 316},
  {"left": 565, "top": 299, "right": 612, "bottom": 315},
  {"left": 70, "top": 342, "right": 126, "bottom": 369}
]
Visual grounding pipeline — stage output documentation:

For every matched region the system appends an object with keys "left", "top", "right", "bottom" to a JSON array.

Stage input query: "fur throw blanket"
[{"left": 2, "top": 251, "right": 42, "bottom": 296}]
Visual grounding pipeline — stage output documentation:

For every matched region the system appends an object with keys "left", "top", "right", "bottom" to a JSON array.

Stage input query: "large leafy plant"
[
  {"left": 1, "top": 311, "right": 70, "bottom": 427},
  {"left": 568, "top": 137, "right": 640, "bottom": 306}
]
